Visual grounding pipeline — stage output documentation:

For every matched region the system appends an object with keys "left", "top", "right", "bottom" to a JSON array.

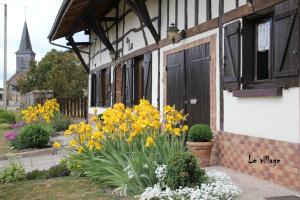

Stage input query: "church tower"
[{"left": 15, "top": 22, "right": 35, "bottom": 72}]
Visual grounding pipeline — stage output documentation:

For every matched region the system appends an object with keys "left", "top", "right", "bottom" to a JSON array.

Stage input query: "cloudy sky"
[{"left": 0, "top": 0, "right": 69, "bottom": 87}]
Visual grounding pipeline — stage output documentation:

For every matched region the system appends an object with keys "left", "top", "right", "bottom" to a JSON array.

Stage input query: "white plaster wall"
[
  {"left": 224, "top": 88, "right": 300, "bottom": 143},
  {"left": 224, "top": 0, "right": 236, "bottom": 13},
  {"left": 199, "top": 0, "right": 207, "bottom": 24},
  {"left": 187, "top": 0, "right": 195, "bottom": 28},
  {"left": 211, "top": 0, "right": 219, "bottom": 18},
  {"left": 239, "top": 0, "right": 247, "bottom": 7},
  {"left": 152, "top": 50, "right": 159, "bottom": 107}
]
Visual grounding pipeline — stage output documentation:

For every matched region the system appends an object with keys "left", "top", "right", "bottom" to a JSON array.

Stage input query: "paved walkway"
[
  {"left": 0, "top": 153, "right": 65, "bottom": 172},
  {"left": 208, "top": 166, "right": 300, "bottom": 200}
]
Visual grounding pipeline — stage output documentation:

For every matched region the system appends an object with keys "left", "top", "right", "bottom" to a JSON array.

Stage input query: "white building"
[{"left": 49, "top": 0, "right": 300, "bottom": 190}]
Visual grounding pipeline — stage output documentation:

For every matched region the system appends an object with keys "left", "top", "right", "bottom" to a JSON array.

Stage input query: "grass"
[
  {"left": 0, "top": 177, "right": 118, "bottom": 200},
  {"left": 0, "top": 123, "right": 18, "bottom": 156}
]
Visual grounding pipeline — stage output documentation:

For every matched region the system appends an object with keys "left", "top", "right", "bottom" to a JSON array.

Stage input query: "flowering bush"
[
  {"left": 21, "top": 99, "right": 60, "bottom": 124},
  {"left": 65, "top": 100, "right": 188, "bottom": 195},
  {"left": 140, "top": 169, "right": 242, "bottom": 200},
  {"left": 9, "top": 122, "right": 25, "bottom": 130},
  {"left": 4, "top": 131, "right": 17, "bottom": 141}
]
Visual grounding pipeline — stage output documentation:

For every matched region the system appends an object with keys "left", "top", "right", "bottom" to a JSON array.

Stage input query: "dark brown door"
[
  {"left": 185, "top": 43, "right": 210, "bottom": 126},
  {"left": 166, "top": 51, "right": 185, "bottom": 112},
  {"left": 166, "top": 43, "right": 210, "bottom": 127}
]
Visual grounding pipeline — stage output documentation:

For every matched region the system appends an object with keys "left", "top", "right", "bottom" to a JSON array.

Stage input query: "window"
[
  {"left": 255, "top": 18, "right": 272, "bottom": 81},
  {"left": 90, "top": 67, "right": 111, "bottom": 107},
  {"left": 223, "top": 0, "right": 299, "bottom": 92},
  {"left": 122, "top": 53, "right": 152, "bottom": 106}
]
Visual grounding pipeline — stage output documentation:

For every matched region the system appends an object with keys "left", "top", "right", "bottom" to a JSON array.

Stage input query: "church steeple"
[
  {"left": 16, "top": 22, "right": 35, "bottom": 55},
  {"left": 15, "top": 22, "right": 35, "bottom": 72}
]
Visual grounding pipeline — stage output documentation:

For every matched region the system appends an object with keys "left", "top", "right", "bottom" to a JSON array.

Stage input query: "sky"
[{"left": 0, "top": 0, "right": 72, "bottom": 88}]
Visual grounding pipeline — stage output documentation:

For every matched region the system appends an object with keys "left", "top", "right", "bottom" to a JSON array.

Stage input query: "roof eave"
[{"left": 48, "top": 0, "right": 72, "bottom": 41}]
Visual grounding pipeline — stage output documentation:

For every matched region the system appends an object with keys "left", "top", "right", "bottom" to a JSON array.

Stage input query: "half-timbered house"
[{"left": 49, "top": 0, "right": 300, "bottom": 190}]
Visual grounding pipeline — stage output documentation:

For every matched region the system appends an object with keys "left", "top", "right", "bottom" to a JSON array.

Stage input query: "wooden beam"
[
  {"left": 102, "top": 17, "right": 117, "bottom": 21},
  {"left": 87, "top": 10, "right": 116, "bottom": 54},
  {"left": 124, "top": 0, "right": 160, "bottom": 43},
  {"left": 66, "top": 35, "right": 89, "bottom": 73},
  {"left": 206, "top": 0, "right": 212, "bottom": 20},
  {"left": 219, "top": 0, "right": 224, "bottom": 131},
  {"left": 195, "top": 0, "right": 199, "bottom": 25},
  {"left": 66, "top": 42, "right": 91, "bottom": 46}
]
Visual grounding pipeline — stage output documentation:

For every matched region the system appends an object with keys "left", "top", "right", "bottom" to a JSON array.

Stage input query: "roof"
[
  {"left": 16, "top": 22, "right": 35, "bottom": 55},
  {"left": 48, "top": 0, "right": 116, "bottom": 41}
]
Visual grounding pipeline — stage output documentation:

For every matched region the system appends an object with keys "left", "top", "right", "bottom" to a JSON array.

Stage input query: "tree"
[{"left": 18, "top": 49, "right": 88, "bottom": 98}]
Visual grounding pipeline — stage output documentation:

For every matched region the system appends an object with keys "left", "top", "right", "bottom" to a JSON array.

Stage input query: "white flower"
[
  {"left": 143, "top": 163, "right": 149, "bottom": 169},
  {"left": 123, "top": 165, "right": 134, "bottom": 179},
  {"left": 155, "top": 164, "right": 167, "bottom": 182},
  {"left": 140, "top": 169, "right": 242, "bottom": 200}
]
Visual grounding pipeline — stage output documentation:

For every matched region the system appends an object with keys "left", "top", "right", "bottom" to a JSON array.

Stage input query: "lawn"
[{"left": 0, "top": 177, "right": 118, "bottom": 200}]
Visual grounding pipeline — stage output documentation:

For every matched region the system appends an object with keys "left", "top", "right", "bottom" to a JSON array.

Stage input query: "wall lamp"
[
  {"left": 109, "top": 50, "right": 119, "bottom": 61},
  {"left": 167, "top": 23, "right": 186, "bottom": 44}
]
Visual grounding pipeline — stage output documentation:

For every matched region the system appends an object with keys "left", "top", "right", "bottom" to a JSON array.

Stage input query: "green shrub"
[
  {"left": 47, "top": 164, "right": 70, "bottom": 179},
  {"left": 51, "top": 112, "right": 70, "bottom": 132},
  {"left": 60, "top": 157, "right": 85, "bottom": 177},
  {"left": 165, "top": 152, "right": 207, "bottom": 189},
  {"left": 188, "top": 124, "right": 213, "bottom": 142},
  {"left": 0, "top": 109, "right": 16, "bottom": 124},
  {"left": 18, "top": 124, "right": 51, "bottom": 149},
  {"left": 0, "top": 158, "right": 26, "bottom": 183},
  {"left": 26, "top": 169, "right": 48, "bottom": 180}
]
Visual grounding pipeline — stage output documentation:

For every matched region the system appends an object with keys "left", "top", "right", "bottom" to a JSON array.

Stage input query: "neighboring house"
[
  {"left": 7, "top": 22, "right": 35, "bottom": 106},
  {"left": 49, "top": 0, "right": 300, "bottom": 190}
]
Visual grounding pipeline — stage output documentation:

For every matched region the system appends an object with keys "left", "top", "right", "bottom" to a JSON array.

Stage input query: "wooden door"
[
  {"left": 185, "top": 43, "right": 210, "bottom": 126},
  {"left": 166, "top": 43, "right": 210, "bottom": 127},
  {"left": 166, "top": 51, "right": 185, "bottom": 112}
]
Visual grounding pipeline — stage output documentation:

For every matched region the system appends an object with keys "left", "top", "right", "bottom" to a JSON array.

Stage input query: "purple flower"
[
  {"left": 10, "top": 122, "right": 25, "bottom": 130},
  {"left": 5, "top": 131, "right": 17, "bottom": 141}
]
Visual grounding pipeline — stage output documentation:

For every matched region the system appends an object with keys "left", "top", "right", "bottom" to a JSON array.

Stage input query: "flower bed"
[
  {"left": 62, "top": 100, "right": 242, "bottom": 199},
  {"left": 4, "top": 99, "right": 67, "bottom": 150}
]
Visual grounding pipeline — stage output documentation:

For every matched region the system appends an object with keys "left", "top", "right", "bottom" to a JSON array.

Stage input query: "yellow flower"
[
  {"left": 174, "top": 128, "right": 181, "bottom": 136},
  {"left": 77, "top": 146, "right": 84, "bottom": 154},
  {"left": 145, "top": 136, "right": 155, "bottom": 147},
  {"left": 64, "top": 130, "right": 72, "bottom": 135},
  {"left": 69, "top": 139, "right": 77, "bottom": 148},
  {"left": 53, "top": 141, "right": 61, "bottom": 149},
  {"left": 182, "top": 125, "right": 189, "bottom": 132}
]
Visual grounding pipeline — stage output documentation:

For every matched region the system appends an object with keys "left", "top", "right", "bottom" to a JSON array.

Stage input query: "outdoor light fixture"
[
  {"left": 167, "top": 23, "right": 185, "bottom": 44},
  {"left": 109, "top": 51, "right": 116, "bottom": 61},
  {"left": 109, "top": 50, "right": 119, "bottom": 61}
]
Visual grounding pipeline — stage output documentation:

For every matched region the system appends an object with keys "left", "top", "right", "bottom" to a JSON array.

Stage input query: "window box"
[{"left": 232, "top": 88, "right": 282, "bottom": 97}]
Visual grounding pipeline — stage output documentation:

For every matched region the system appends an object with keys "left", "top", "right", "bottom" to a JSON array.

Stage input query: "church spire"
[{"left": 16, "top": 22, "right": 35, "bottom": 55}]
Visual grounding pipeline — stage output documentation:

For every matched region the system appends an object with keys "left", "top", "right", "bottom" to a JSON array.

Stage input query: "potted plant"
[{"left": 186, "top": 124, "right": 213, "bottom": 167}]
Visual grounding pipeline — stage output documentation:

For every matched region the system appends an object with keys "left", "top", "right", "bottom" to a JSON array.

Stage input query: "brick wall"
[{"left": 212, "top": 132, "right": 300, "bottom": 191}]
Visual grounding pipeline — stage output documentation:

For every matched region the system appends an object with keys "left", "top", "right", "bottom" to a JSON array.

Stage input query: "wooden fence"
[{"left": 36, "top": 98, "right": 88, "bottom": 118}]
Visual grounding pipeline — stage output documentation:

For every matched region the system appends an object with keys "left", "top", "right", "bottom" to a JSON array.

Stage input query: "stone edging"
[{"left": 0, "top": 148, "right": 56, "bottom": 161}]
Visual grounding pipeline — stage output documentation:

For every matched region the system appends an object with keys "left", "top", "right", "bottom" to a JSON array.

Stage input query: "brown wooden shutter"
[
  {"left": 112, "top": 67, "right": 116, "bottom": 105},
  {"left": 91, "top": 73, "right": 97, "bottom": 106},
  {"left": 125, "top": 59, "right": 134, "bottom": 107},
  {"left": 104, "top": 67, "right": 111, "bottom": 107},
  {"left": 95, "top": 70, "right": 101, "bottom": 107},
  {"left": 242, "top": 19, "right": 254, "bottom": 87},
  {"left": 224, "top": 21, "right": 241, "bottom": 91},
  {"left": 273, "top": 0, "right": 299, "bottom": 88},
  {"left": 121, "top": 64, "right": 126, "bottom": 104},
  {"left": 143, "top": 53, "right": 152, "bottom": 103}
]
